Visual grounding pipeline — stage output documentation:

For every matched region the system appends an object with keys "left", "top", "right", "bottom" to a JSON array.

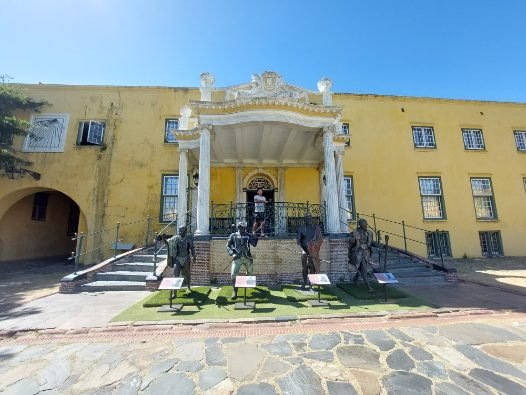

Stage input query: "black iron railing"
[{"left": 210, "top": 201, "right": 327, "bottom": 236}]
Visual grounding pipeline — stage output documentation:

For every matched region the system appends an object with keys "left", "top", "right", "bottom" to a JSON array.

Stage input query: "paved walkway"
[{"left": 1, "top": 314, "right": 525, "bottom": 394}]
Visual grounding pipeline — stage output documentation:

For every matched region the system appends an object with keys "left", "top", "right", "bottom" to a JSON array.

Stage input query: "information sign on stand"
[
  {"left": 308, "top": 273, "right": 331, "bottom": 307},
  {"left": 234, "top": 276, "right": 257, "bottom": 310},
  {"left": 373, "top": 272, "right": 398, "bottom": 302},
  {"left": 158, "top": 277, "right": 184, "bottom": 312}
]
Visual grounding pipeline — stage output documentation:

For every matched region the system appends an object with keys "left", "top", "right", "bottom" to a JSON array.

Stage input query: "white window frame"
[
  {"left": 342, "top": 123, "right": 350, "bottom": 146},
  {"left": 462, "top": 128, "right": 485, "bottom": 150},
  {"left": 343, "top": 176, "right": 355, "bottom": 219},
  {"left": 165, "top": 119, "right": 179, "bottom": 143},
  {"left": 412, "top": 126, "right": 436, "bottom": 148},
  {"left": 161, "top": 174, "right": 178, "bottom": 222},
  {"left": 471, "top": 178, "right": 496, "bottom": 219},
  {"left": 513, "top": 130, "right": 526, "bottom": 151},
  {"left": 23, "top": 113, "right": 69, "bottom": 153},
  {"left": 418, "top": 177, "right": 445, "bottom": 219},
  {"left": 77, "top": 120, "right": 105, "bottom": 146}
]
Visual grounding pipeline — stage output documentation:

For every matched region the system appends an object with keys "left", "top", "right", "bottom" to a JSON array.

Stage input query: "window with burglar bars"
[
  {"left": 425, "top": 231, "right": 452, "bottom": 258},
  {"left": 479, "top": 231, "right": 503, "bottom": 256},
  {"left": 77, "top": 121, "right": 105, "bottom": 146},
  {"left": 462, "top": 128, "right": 485, "bottom": 150},
  {"left": 344, "top": 176, "right": 354, "bottom": 219},
  {"left": 418, "top": 177, "right": 445, "bottom": 219},
  {"left": 514, "top": 130, "right": 526, "bottom": 151},
  {"left": 471, "top": 178, "right": 496, "bottom": 219},
  {"left": 342, "top": 123, "right": 350, "bottom": 146},
  {"left": 165, "top": 119, "right": 179, "bottom": 142},
  {"left": 161, "top": 175, "right": 178, "bottom": 222},
  {"left": 412, "top": 126, "right": 436, "bottom": 148}
]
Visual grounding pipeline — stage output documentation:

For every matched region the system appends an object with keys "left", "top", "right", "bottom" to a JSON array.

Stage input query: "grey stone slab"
[
  {"left": 309, "top": 333, "right": 341, "bottom": 350},
  {"left": 175, "top": 360, "right": 203, "bottom": 373},
  {"left": 336, "top": 345, "right": 382, "bottom": 372},
  {"left": 416, "top": 361, "right": 447, "bottom": 379},
  {"left": 382, "top": 371, "right": 433, "bottom": 395},
  {"left": 205, "top": 343, "right": 225, "bottom": 366},
  {"left": 440, "top": 323, "right": 521, "bottom": 344},
  {"left": 470, "top": 368, "right": 526, "bottom": 394},
  {"left": 405, "top": 343, "right": 433, "bottom": 361},
  {"left": 435, "top": 382, "right": 470, "bottom": 395},
  {"left": 327, "top": 381, "right": 358, "bottom": 395},
  {"left": 276, "top": 365, "right": 324, "bottom": 395},
  {"left": 204, "top": 337, "right": 219, "bottom": 346},
  {"left": 140, "top": 358, "right": 179, "bottom": 390},
  {"left": 261, "top": 342, "right": 293, "bottom": 357},
  {"left": 386, "top": 349, "right": 415, "bottom": 371},
  {"left": 341, "top": 332, "right": 364, "bottom": 345},
  {"left": 173, "top": 341, "right": 204, "bottom": 361},
  {"left": 142, "top": 372, "right": 194, "bottom": 395},
  {"left": 199, "top": 367, "right": 227, "bottom": 391},
  {"left": 448, "top": 371, "right": 493, "bottom": 395},
  {"left": 291, "top": 341, "right": 306, "bottom": 352},
  {"left": 37, "top": 357, "right": 71, "bottom": 391},
  {"left": 237, "top": 383, "right": 277, "bottom": 395},
  {"left": 388, "top": 328, "right": 413, "bottom": 342},
  {"left": 226, "top": 343, "right": 265, "bottom": 381},
  {"left": 300, "top": 351, "right": 334, "bottom": 362},
  {"left": 112, "top": 373, "right": 142, "bottom": 395},
  {"left": 221, "top": 336, "right": 245, "bottom": 344},
  {"left": 272, "top": 333, "right": 308, "bottom": 343},
  {"left": 258, "top": 357, "right": 290, "bottom": 379},
  {"left": 3, "top": 377, "right": 40, "bottom": 395},
  {"left": 421, "top": 326, "right": 438, "bottom": 334},
  {"left": 284, "top": 357, "right": 304, "bottom": 365},
  {"left": 455, "top": 344, "right": 526, "bottom": 381},
  {"left": 365, "top": 330, "right": 395, "bottom": 351}
]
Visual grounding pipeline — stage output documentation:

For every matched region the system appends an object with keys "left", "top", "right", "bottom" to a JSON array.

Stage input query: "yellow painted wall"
[
  {"left": 0, "top": 192, "right": 79, "bottom": 261},
  {"left": 0, "top": 83, "right": 525, "bottom": 261},
  {"left": 284, "top": 168, "right": 320, "bottom": 204},
  {"left": 336, "top": 94, "right": 526, "bottom": 256}
]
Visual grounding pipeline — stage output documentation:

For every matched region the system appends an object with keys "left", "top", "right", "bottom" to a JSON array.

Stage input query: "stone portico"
[{"left": 173, "top": 71, "right": 350, "bottom": 237}]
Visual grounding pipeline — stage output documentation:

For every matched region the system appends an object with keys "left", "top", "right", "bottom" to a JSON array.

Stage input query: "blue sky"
[{"left": 1, "top": 0, "right": 525, "bottom": 102}]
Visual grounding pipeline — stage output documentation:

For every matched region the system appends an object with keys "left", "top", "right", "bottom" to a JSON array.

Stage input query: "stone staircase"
[
  {"left": 80, "top": 246, "right": 168, "bottom": 292},
  {"left": 371, "top": 247, "right": 449, "bottom": 285}
]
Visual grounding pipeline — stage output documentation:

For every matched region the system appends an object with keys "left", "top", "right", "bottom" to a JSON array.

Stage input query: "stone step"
[
  {"left": 395, "top": 276, "right": 447, "bottom": 284},
  {"left": 80, "top": 281, "right": 146, "bottom": 292},
  {"left": 393, "top": 270, "right": 445, "bottom": 278},
  {"left": 385, "top": 261, "right": 428, "bottom": 270},
  {"left": 113, "top": 262, "right": 155, "bottom": 272},
  {"left": 95, "top": 271, "right": 151, "bottom": 282},
  {"left": 388, "top": 266, "right": 431, "bottom": 274},
  {"left": 130, "top": 254, "right": 167, "bottom": 263}
]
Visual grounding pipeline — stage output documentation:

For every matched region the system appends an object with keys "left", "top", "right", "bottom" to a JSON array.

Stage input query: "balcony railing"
[{"left": 210, "top": 201, "right": 326, "bottom": 236}]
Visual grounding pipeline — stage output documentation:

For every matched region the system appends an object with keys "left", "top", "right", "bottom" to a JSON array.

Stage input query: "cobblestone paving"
[{"left": 1, "top": 317, "right": 525, "bottom": 394}]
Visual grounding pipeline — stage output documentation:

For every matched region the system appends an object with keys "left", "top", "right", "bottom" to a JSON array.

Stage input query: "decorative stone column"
[
  {"left": 319, "top": 164, "right": 326, "bottom": 209},
  {"left": 177, "top": 149, "right": 188, "bottom": 229},
  {"left": 323, "top": 127, "right": 340, "bottom": 233},
  {"left": 200, "top": 72, "right": 215, "bottom": 101},
  {"left": 195, "top": 126, "right": 211, "bottom": 236},
  {"left": 276, "top": 168, "right": 286, "bottom": 234},
  {"left": 335, "top": 147, "right": 349, "bottom": 233}
]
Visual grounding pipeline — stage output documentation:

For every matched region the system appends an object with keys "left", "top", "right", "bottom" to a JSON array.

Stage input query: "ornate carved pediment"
[{"left": 225, "top": 71, "right": 311, "bottom": 104}]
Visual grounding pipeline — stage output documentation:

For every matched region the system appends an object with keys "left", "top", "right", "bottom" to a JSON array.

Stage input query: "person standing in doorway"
[{"left": 253, "top": 188, "right": 267, "bottom": 237}]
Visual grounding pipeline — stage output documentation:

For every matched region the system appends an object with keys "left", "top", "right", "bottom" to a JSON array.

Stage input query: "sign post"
[
  {"left": 234, "top": 276, "right": 257, "bottom": 310},
  {"left": 157, "top": 277, "right": 184, "bottom": 312},
  {"left": 307, "top": 273, "right": 331, "bottom": 307},
  {"left": 373, "top": 272, "right": 398, "bottom": 302}
]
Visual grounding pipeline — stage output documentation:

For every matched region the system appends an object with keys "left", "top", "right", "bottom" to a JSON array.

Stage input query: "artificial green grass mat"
[
  {"left": 337, "top": 282, "right": 410, "bottom": 300},
  {"left": 282, "top": 284, "right": 339, "bottom": 302},
  {"left": 216, "top": 286, "right": 271, "bottom": 305},
  {"left": 142, "top": 287, "right": 211, "bottom": 307},
  {"left": 111, "top": 284, "right": 437, "bottom": 322}
]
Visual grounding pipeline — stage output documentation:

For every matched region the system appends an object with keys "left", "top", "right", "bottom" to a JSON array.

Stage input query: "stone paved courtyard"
[{"left": 1, "top": 314, "right": 525, "bottom": 394}]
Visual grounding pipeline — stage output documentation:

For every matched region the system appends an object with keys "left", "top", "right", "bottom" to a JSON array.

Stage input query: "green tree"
[{"left": 0, "top": 76, "right": 48, "bottom": 173}]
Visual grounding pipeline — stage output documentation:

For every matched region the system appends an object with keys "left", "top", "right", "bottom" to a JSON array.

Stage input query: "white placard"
[
  {"left": 374, "top": 273, "right": 399, "bottom": 284},
  {"left": 159, "top": 277, "right": 184, "bottom": 290},
  {"left": 308, "top": 273, "right": 331, "bottom": 285}
]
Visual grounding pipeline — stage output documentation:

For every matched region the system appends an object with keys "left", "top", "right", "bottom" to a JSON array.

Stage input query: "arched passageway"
[{"left": 0, "top": 189, "right": 87, "bottom": 263}]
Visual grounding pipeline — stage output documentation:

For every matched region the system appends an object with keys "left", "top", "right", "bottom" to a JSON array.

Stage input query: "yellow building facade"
[{"left": 1, "top": 71, "right": 525, "bottom": 264}]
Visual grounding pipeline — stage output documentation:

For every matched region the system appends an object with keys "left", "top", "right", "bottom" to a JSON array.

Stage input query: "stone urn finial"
[
  {"left": 200, "top": 72, "right": 215, "bottom": 101},
  {"left": 317, "top": 77, "right": 333, "bottom": 105}
]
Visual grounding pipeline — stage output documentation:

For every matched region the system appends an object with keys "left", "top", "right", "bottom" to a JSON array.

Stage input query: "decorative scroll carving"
[
  {"left": 247, "top": 177, "right": 273, "bottom": 190},
  {"left": 225, "top": 71, "right": 310, "bottom": 104}
]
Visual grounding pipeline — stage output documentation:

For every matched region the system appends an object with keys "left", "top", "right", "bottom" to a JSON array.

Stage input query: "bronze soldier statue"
[
  {"left": 226, "top": 220, "right": 259, "bottom": 299},
  {"left": 166, "top": 225, "right": 196, "bottom": 292},
  {"left": 296, "top": 214, "right": 323, "bottom": 289},
  {"left": 348, "top": 218, "right": 375, "bottom": 292}
]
